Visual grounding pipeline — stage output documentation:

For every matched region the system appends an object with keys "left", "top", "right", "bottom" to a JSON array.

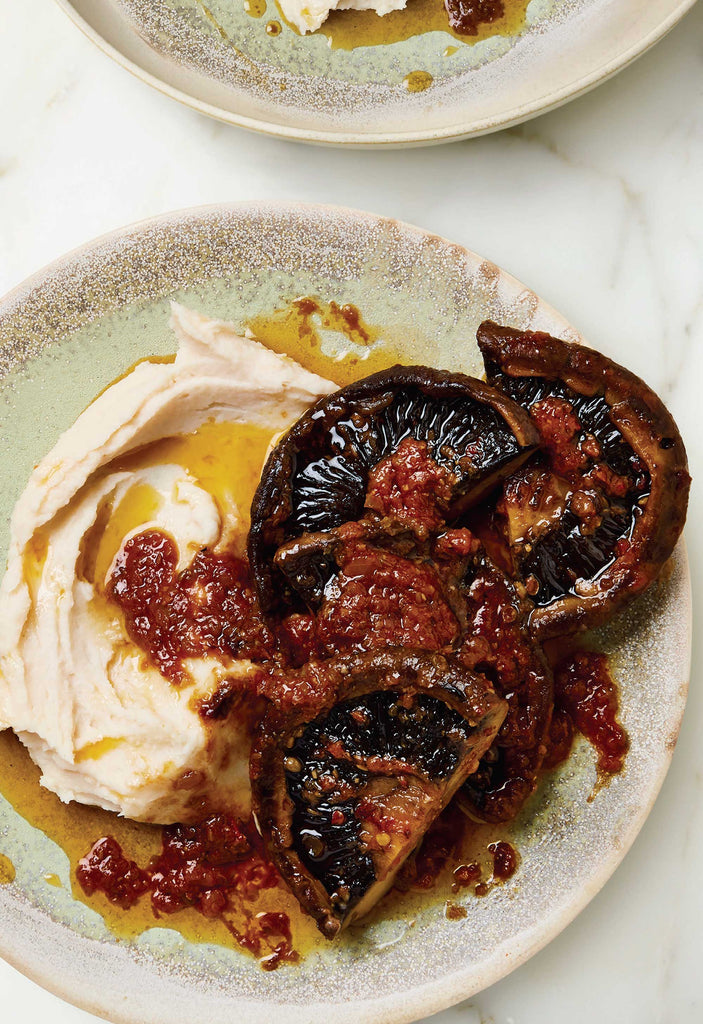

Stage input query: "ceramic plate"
[
  {"left": 0, "top": 202, "right": 691, "bottom": 1024},
  {"left": 56, "top": 0, "right": 696, "bottom": 145}
]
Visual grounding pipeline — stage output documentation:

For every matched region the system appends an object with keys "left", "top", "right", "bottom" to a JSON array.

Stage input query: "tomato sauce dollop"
[
  {"left": 553, "top": 650, "right": 629, "bottom": 776},
  {"left": 76, "top": 814, "right": 298, "bottom": 969},
  {"left": 315, "top": 537, "right": 461, "bottom": 656},
  {"left": 107, "top": 530, "right": 274, "bottom": 684},
  {"left": 365, "top": 436, "right": 457, "bottom": 537}
]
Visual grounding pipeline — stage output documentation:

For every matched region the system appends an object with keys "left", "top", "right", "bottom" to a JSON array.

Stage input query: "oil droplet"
[
  {"left": 266, "top": 19, "right": 281, "bottom": 34},
  {"left": 443, "top": 45, "right": 458, "bottom": 56},
  {"left": 44, "top": 873, "right": 62, "bottom": 888},
  {"left": 0, "top": 853, "right": 15, "bottom": 885},
  {"left": 403, "top": 70, "right": 433, "bottom": 93},
  {"left": 244, "top": 0, "right": 266, "bottom": 15}
]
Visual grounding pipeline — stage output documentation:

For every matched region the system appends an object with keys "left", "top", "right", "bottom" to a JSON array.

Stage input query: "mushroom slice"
[
  {"left": 249, "top": 365, "right": 539, "bottom": 615},
  {"left": 251, "top": 649, "right": 507, "bottom": 938},
  {"left": 477, "top": 321, "right": 690, "bottom": 638}
]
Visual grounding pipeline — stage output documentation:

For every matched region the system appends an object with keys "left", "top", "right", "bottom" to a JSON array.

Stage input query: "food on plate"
[
  {"left": 476, "top": 321, "right": 690, "bottom": 639},
  {"left": 248, "top": 364, "right": 539, "bottom": 616},
  {"left": 248, "top": 362, "right": 556, "bottom": 823},
  {"left": 252, "top": 649, "right": 507, "bottom": 937},
  {"left": 0, "top": 304, "right": 689, "bottom": 960},
  {"left": 279, "top": 0, "right": 408, "bottom": 35},
  {"left": 444, "top": 0, "right": 505, "bottom": 36},
  {"left": 266, "top": 527, "right": 553, "bottom": 822},
  {"left": 277, "top": 0, "right": 518, "bottom": 41},
  {"left": 453, "top": 553, "right": 553, "bottom": 823},
  {"left": 0, "top": 304, "right": 334, "bottom": 823}
]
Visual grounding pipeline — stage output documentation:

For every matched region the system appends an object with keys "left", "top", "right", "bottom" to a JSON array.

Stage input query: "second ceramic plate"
[{"left": 57, "top": 0, "right": 696, "bottom": 144}]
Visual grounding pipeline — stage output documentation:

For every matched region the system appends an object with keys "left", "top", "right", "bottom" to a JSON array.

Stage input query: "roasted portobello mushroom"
[
  {"left": 477, "top": 321, "right": 690, "bottom": 638},
  {"left": 248, "top": 331, "right": 689, "bottom": 928},
  {"left": 249, "top": 365, "right": 539, "bottom": 616},
  {"left": 252, "top": 649, "right": 507, "bottom": 938}
]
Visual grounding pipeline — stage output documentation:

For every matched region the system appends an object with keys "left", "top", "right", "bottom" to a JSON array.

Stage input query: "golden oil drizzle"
[
  {"left": 403, "top": 70, "right": 433, "bottom": 92},
  {"left": 44, "top": 873, "right": 62, "bottom": 887},
  {"left": 0, "top": 732, "right": 322, "bottom": 957},
  {"left": 315, "top": 0, "right": 529, "bottom": 51},
  {"left": 244, "top": 0, "right": 267, "bottom": 15},
  {"left": 246, "top": 297, "right": 405, "bottom": 388},
  {"left": 266, "top": 19, "right": 282, "bottom": 34},
  {"left": 0, "top": 852, "right": 15, "bottom": 884},
  {"left": 88, "top": 483, "right": 162, "bottom": 590},
  {"left": 111, "top": 420, "right": 276, "bottom": 557},
  {"left": 0, "top": 306, "right": 519, "bottom": 961},
  {"left": 443, "top": 44, "right": 458, "bottom": 55}
]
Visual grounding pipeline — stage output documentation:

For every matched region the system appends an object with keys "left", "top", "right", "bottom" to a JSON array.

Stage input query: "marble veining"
[{"left": 0, "top": 0, "right": 702, "bottom": 1021}]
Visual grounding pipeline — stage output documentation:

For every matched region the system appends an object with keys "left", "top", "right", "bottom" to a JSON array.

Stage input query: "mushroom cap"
[
  {"left": 251, "top": 648, "right": 507, "bottom": 938},
  {"left": 477, "top": 321, "right": 690, "bottom": 639},
  {"left": 249, "top": 364, "right": 539, "bottom": 617}
]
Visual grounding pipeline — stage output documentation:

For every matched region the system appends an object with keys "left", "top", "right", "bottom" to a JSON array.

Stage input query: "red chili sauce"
[
  {"left": 313, "top": 535, "right": 461, "bottom": 654},
  {"left": 445, "top": 0, "right": 505, "bottom": 36},
  {"left": 395, "top": 805, "right": 468, "bottom": 891},
  {"left": 275, "top": 438, "right": 469, "bottom": 666},
  {"left": 277, "top": 532, "right": 478, "bottom": 669},
  {"left": 489, "top": 840, "right": 520, "bottom": 880},
  {"left": 552, "top": 649, "right": 629, "bottom": 777},
  {"left": 529, "top": 394, "right": 649, "bottom": 536},
  {"left": 76, "top": 814, "right": 297, "bottom": 970},
  {"left": 365, "top": 436, "right": 456, "bottom": 537},
  {"left": 393, "top": 804, "right": 521, "bottom": 900},
  {"left": 107, "top": 530, "right": 274, "bottom": 684}
]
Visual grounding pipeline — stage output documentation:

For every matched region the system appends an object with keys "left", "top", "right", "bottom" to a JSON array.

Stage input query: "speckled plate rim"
[
  {"left": 0, "top": 201, "right": 692, "bottom": 1024},
  {"left": 54, "top": 0, "right": 698, "bottom": 146}
]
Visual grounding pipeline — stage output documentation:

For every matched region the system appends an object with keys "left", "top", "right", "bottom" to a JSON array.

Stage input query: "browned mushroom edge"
[
  {"left": 248, "top": 364, "right": 539, "bottom": 617},
  {"left": 477, "top": 321, "right": 690, "bottom": 639},
  {"left": 251, "top": 649, "right": 507, "bottom": 939}
]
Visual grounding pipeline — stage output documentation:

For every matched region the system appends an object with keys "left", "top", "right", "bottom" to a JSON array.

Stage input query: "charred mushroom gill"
[
  {"left": 249, "top": 365, "right": 539, "bottom": 616},
  {"left": 477, "top": 321, "right": 690, "bottom": 639},
  {"left": 251, "top": 650, "right": 507, "bottom": 939}
]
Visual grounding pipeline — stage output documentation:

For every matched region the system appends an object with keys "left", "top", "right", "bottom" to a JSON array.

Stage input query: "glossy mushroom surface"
[
  {"left": 252, "top": 649, "right": 507, "bottom": 938},
  {"left": 249, "top": 365, "right": 538, "bottom": 616},
  {"left": 246, "top": 334, "right": 689, "bottom": 929},
  {"left": 477, "top": 321, "right": 690, "bottom": 638}
]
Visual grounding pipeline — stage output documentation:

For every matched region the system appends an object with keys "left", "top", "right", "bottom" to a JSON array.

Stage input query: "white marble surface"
[{"left": 0, "top": 0, "right": 702, "bottom": 1021}]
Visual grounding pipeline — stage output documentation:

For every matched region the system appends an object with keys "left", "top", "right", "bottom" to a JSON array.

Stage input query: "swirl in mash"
[{"left": 0, "top": 304, "right": 335, "bottom": 824}]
